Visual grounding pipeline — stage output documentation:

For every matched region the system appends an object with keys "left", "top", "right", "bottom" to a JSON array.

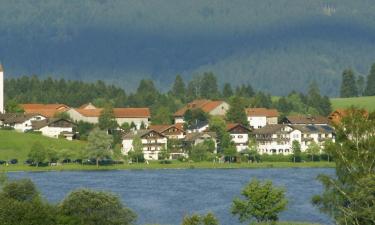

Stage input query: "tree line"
[{"left": 340, "top": 62, "right": 375, "bottom": 97}]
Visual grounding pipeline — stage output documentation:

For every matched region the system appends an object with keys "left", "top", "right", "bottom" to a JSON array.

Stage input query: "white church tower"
[{"left": 0, "top": 64, "right": 3, "bottom": 113}]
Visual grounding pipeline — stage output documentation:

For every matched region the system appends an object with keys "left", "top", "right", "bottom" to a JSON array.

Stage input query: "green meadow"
[{"left": 331, "top": 96, "right": 375, "bottom": 111}]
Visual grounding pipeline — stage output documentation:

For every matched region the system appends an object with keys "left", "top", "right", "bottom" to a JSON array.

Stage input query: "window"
[
  {"left": 285, "top": 149, "right": 289, "bottom": 153},
  {"left": 279, "top": 149, "right": 283, "bottom": 153},
  {"left": 238, "top": 135, "right": 243, "bottom": 138}
]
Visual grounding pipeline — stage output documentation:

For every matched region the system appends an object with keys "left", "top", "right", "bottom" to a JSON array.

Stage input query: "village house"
[
  {"left": 67, "top": 103, "right": 151, "bottom": 129},
  {"left": 227, "top": 123, "right": 252, "bottom": 152},
  {"left": 246, "top": 108, "right": 279, "bottom": 129},
  {"left": 122, "top": 129, "right": 168, "bottom": 160},
  {"left": 21, "top": 104, "right": 70, "bottom": 118},
  {"left": 253, "top": 124, "right": 335, "bottom": 155},
  {"left": 280, "top": 115, "right": 329, "bottom": 125},
  {"left": 32, "top": 118, "right": 76, "bottom": 140},
  {"left": 183, "top": 132, "right": 218, "bottom": 153},
  {"left": 174, "top": 99, "right": 229, "bottom": 124},
  {"left": 0, "top": 113, "right": 46, "bottom": 132},
  {"left": 149, "top": 124, "right": 185, "bottom": 139},
  {"left": 186, "top": 120, "right": 209, "bottom": 133}
]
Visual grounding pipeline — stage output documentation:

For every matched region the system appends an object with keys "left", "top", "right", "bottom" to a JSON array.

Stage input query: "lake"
[{"left": 8, "top": 168, "right": 334, "bottom": 225}]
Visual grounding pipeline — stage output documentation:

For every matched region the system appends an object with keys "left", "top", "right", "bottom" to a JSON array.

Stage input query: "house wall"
[
  {"left": 39, "top": 126, "right": 73, "bottom": 139},
  {"left": 116, "top": 118, "right": 149, "bottom": 129},
  {"left": 12, "top": 115, "right": 46, "bottom": 132},
  {"left": 67, "top": 109, "right": 99, "bottom": 123},
  {"left": 122, "top": 137, "right": 167, "bottom": 160},
  {"left": 266, "top": 117, "right": 278, "bottom": 125},
  {"left": 248, "top": 116, "right": 267, "bottom": 129},
  {"left": 174, "top": 117, "right": 185, "bottom": 124},
  {"left": 230, "top": 133, "right": 249, "bottom": 152}
]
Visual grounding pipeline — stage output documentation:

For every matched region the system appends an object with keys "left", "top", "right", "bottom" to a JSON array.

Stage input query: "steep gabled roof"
[
  {"left": 2, "top": 113, "right": 44, "bottom": 124},
  {"left": 149, "top": 124, "right": 185, "bottom": 134},
  {"left": 123, "top": 129, "right": 166, "bottom": 139},
  {"left": 246, "top": 108, "right": 279, "bottom": 117},
  {"left": 226, "top": 123, "right": 251, "bottom": 133},
  {"left": 174, "top": 99, "right": 226, "bottom": 117},
  {"left": 32, "top": 118, "right": 75, "bottom": 130}
]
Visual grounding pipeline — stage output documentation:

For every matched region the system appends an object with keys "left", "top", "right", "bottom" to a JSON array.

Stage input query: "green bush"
[{"left": 260, "top": 154, "right": 290, "bottom": 162}]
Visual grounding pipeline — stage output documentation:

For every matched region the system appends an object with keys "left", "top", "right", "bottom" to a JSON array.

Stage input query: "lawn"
[
  {"left": 330, "top": 96, "right": 375, "bottom": 111},
  {"left": 0, "top": 130, "right": 86, "bottom": 162}
]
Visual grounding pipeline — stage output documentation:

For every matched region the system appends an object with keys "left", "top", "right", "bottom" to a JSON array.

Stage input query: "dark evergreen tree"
[
  {"left": 200, "top": 72, "right": 219, "bottom": 99},
  {"left": 235, "top": 84, "right": 254, "bottom": 98},
  {"left": 171, "top": 75, "right": 186, "bottom": 102},
  {"left": 340, "top": 69, "right": 358, "bottom": 97},
  {"left": 364, "top": 63, "right": 375, "bottom": 96},
  {"left": 222, "top": 83, "right": 233, "bottom": 98},
  {"left": 98, "top": 104, "right": 118, "bottom": 131},
  {"left": 226, "top": 96, "right": 249, "bottom": 126},
  {"left": 356, "top": 75, "right": 365, "bottom": 96}
]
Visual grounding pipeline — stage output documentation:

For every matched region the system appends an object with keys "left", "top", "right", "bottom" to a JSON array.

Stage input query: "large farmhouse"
[
  {"left": 246, "top": 108, "right": 279, "bottom": 129},
  {"left": 174, "top": 99, "right": 229, "bottom": 124},
  {"left": 67, "top": 103, "right": 151, "bottom": 129}
]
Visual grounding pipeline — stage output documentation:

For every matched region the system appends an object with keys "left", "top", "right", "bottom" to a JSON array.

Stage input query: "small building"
[
  {"left": 21, "top": 104, "right": 70, "bottom": 118},
  {"left": 32, "top": 118, "right": 76, "bottom": 140},
  {"left": 67, "top": 104, "right": 151, "bottom": 129},
  {"left": 1, "top": 113, "right": 46, "bottom": 132},
  {"left": 246, "top": 108, "right": 279, "bottom": 129},
  {"left": 174, "top": 99, "right": 229, "bottom": 124},
  {"left": 280, "top": 115, "right": 329, "bottom": 125},
  {"left": 186, "top": 120, "right": 209, "bottom": 133},
  {"left": 184, "top": 132, "right": 218, "bottom": 153},
  {"left": 122, "top": 129, "right": 168, "bottom": 160},
  {"left": 253, "top": 124, "right": 335, "bottom": 155},
  {"left": 227, "top": 123, "right": 252, "bottom": 152}
]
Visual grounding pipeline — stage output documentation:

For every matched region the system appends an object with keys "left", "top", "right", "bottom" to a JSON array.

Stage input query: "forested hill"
[{"left": 1, "top": 1, "right": 375, "bottom": 96}]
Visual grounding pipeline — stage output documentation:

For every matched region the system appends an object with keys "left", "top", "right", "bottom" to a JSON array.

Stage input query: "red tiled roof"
[
  {"left": 149, "top": 124, "right": 185, "bottom": 133},
  {"left": 75, "top": 108, "right": 151, "bottom": 118},
  {"left": 174, "top": 99, "right": 226, "bottom": 117},
  {"left": 21, "top": 104, "right": 70, "bottom": 118},
  {"left": 246, "top": 108, "right": 279, "bottom": 117}
]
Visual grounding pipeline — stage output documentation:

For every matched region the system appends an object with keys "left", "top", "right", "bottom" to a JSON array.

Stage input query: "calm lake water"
[{"left": 8, "top": 168, "right": 334, "bottom": 225}]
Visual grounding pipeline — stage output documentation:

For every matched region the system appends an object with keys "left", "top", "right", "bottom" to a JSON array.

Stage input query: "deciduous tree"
[{"left": 86, "top": 128, "right": 113, "bottom": 167}]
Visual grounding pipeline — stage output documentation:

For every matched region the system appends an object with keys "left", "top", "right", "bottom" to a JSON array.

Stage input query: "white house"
[
  {"left": 186, "top": 120, "right": 209, "bottom": 133},
  {"left": 149, "top": 124, "right": 185, "bottom": 139},
  {"left": 122, "top": 129, "right": 168, "bottom": 160},
  {"left": 253, "top": 124, "right": 335, "bottom": 155},
  {"left": 32, "top": 118, "right": 76, "bottom": 140},
  {"left": 246, "top": 108, "right": 279, "bottom": 129},
  {"left": 227, "top": 123, "right": 252, "bottom": 152},
  {"left": 174, "top": 99, "right": 229, "bottom": 124},
  {"left": 67, "top": 104, "right": 151, "bottom": 129},
  {"left": 1, "top": 113, "right": 46, "bottom": 132}
]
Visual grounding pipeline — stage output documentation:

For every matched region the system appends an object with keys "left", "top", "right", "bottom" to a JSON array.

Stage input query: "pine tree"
[
  {"left": 364, "top": 63, "right": 375, "bottom": 96},
  {"left": 200, "top": 72, "right": 219, "bottom": 99},
  {"left": 356, "top": 75, "right": 365, "bottom": 96},
  {"left": 340, "top": 69, "right": 358, "bottom": 97},
  {"left": 171, "top": 74, "right": 186, "bottom": 102},
  {"left": 226, "top": 96, "right": 249, "bottom": 126},
  {"left": 222, "top": 83, "right": 233, "bottom": 98}
]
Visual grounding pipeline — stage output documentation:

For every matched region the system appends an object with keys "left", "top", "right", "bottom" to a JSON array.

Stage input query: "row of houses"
[{"left": 0, "top": 99, "right": 350, "bottom": 161}]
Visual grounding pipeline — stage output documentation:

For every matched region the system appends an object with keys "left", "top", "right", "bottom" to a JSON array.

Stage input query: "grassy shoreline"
[{"left": 0, "top": 161, "right": 335, "bottom": 172}]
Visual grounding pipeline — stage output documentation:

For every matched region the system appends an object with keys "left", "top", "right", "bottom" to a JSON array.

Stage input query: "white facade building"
[
  {"left": 122, "top": 130, "right": 168, "bottom": 160},
  {"left": 246, "top": 108, "right": 279, "bottom": 129},
  {"left": 2, "top": 114, "right": 46, "bottom": 132},
  {"left": 253, "top": 124, "right": 335, "bottom": 155},
  {"left": 32, "top": 118, "right": 75, "bottom": 140},
  {"left": 227, "top": 123, "right": 252, "bottom": 152}
]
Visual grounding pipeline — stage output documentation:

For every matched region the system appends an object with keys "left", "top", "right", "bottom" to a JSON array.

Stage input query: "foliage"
[
  {"left": 85, "top": 128, "right": 113, "bottom": 167},
  {"left": 59, "top": 189, "right": 136, "bottom": 225},
  {"left": 312, "top": 108, "right": 375, "bottom": 225},
  {"left": 222, "top": 83, "right": 233, "bottom": 99},
  {"left": 340, "top": 69, "right": 358, "bottom": 97},
  {"left": 5, "top": 99, "right": 24, "bottom": 113},
  {"left": 184, "top": 108, "right": 209, "bottom": 127},
  {"left": 181, "top": 212, "right": 220, "bottom": 225},
  {"left": 129, "top": 137, "right": 144, "bottom": 163},
  {"left": 209, "top": 116, "right": 232, "bottom": 152},
  {"left": 232, "top": 178, "right": 288, "bottom": 223},
  {"left": 305, "top": 141, "right": 320, "bottom": 162},
  {"left": 98, "top": 104, "right": 118, "bottom": 131},
  {"left": 226, "top": 96, "right": 249, "bottom": 126},
  {"left": 171, "top": 74, "right": 186, "bottom": 102},
  {"left": 54, "top": 111, "right": 71, "bottom": 120},
  {"left": 158, "top": 145, "right": 170, "bottom": 160},
  {"left": 364, "top": 63, "right": 375, "bottom": 96},
  {"left": 291, "top": 140, "right": 302, "bottom": 163},
  {"left": 152, "top": 106, "right": 173, "bottom": 125},
  {"left": 28, "top": 142, "right": 47, "bottom": 167},
  {"left": 75, "top": 121, "right": 95, "bottom": 140},
  {"left": 189, "top": 141, "right": 214, "bottom": 162}
]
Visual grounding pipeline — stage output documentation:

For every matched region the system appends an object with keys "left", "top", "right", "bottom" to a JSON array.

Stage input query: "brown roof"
[
  {"left": 123, "top": 129, "right": 166, "bottom": 139},
  {"left": 2, "top": 113, "right": 43, "bottom": 124},
  {"left": 32, "top": 118, "right": 75, "bottom": 130},
  {"left": 226, "top": 123, "right": 251, "bottom": 132},
  {"left": 329, "top": 108, "right": 369, "bottom": 125},
  {"left": 174, "top": 99, "right": 226, "bottom": 117},
  {"left": 149, "top": 124, "right": 185, "bottom": 133},
  {"left": 21, "top": 104, "right": 70, "bottom": 118},
  {"left": 252, "top": 124, "right": 286, "bottom": 135},
  {"left": 75, "top": 108, "right": 151, "bottom": 118},
  {"left": 283, "top": 115, "right": 329, "bottom": 125},
  {"left": 246, "top": 108, "right": 279, "bottom": 117}
]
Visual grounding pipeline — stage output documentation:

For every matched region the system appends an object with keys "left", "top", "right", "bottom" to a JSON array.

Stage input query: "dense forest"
[{"left": 2, "top": 1, "right": 375, "bottom": 96}]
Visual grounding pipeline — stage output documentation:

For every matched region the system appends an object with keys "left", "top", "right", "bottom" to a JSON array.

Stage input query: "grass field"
[
  {"left": 0, "top": 130, "right": 86, "bottom": 162},
  {"left": 331, "top": 96, "right": 375, "bottom": 111}
]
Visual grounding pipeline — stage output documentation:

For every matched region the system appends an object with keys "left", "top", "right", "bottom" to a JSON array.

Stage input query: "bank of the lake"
[{"left": 0, "top": 161, "right": 335, "bottom": 172}]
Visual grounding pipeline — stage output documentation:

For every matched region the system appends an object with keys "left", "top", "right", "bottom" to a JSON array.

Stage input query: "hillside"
[
  {"left": 1, "top": 1, "right": 375, "bottom": 96},
  {"left": 0, "top": 130, "right": 85, "bottom": 162},
  {"left": 331, "top": 96, "right": 375, "bottom": 111}
]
